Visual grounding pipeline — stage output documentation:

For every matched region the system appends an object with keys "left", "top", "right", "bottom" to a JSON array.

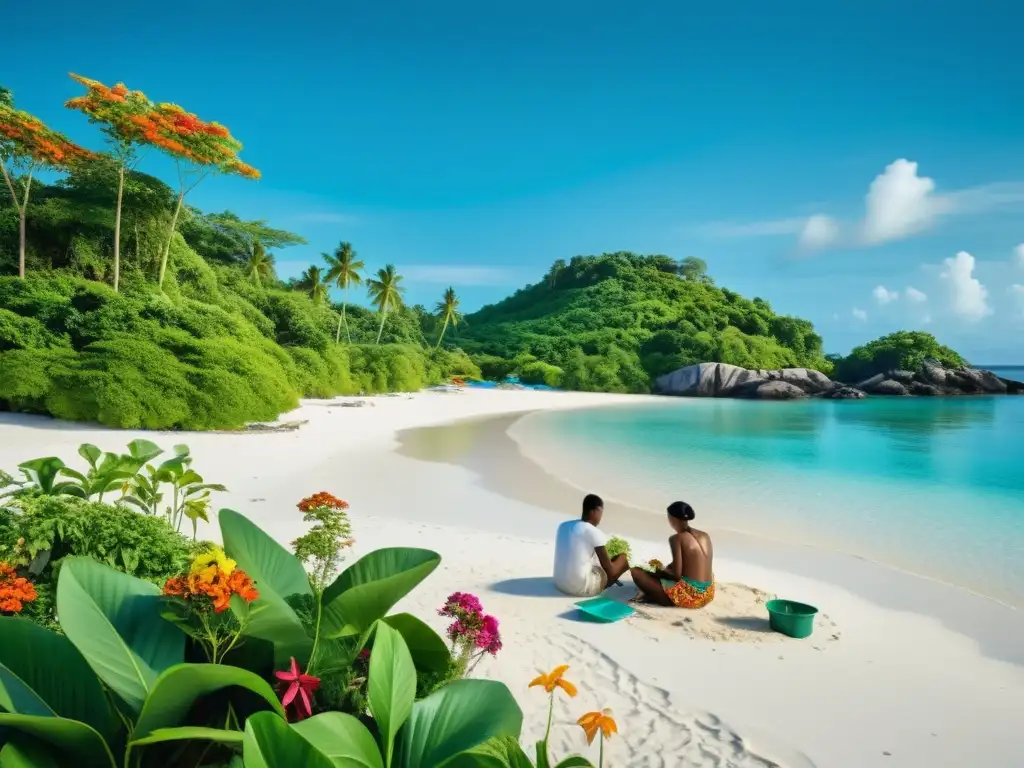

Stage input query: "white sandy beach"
[{"left": 2, "top": 389, "right": 1023, "bottom": 767}]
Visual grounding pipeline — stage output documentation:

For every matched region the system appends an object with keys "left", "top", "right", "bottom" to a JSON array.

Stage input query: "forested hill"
[{"left": 456, "top": 252, "right": 832, "bottom": 392}]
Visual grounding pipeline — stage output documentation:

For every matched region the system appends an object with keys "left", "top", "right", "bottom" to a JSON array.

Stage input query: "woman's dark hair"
[{"left": 667, "top": 501, "right": 695, "bottom": 522}]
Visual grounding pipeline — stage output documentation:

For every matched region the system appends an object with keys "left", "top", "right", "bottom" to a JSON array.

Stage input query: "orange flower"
[
  {"left": 162, "top": 561, "right": 259, "bottom": 613},
  {"left": 577, "top": 709, "right": 617, "bottom": 745},
  {"left": 529, "top": 664, "right": 578, "bottom": 697},
  {"left": 0, "top": 562, "right": 38, "bottom": 614},
  {"left": 297, "top": 492, "right": 350, "bottom": 512}
]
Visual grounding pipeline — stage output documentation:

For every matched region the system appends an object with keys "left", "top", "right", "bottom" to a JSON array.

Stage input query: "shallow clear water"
[{"left": 515, "top": 374, "right": 1024, "bottom": 605}]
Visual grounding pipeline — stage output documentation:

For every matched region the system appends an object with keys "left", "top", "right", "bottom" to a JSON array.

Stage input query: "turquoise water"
[{"left": 516, "top": 370, "right": 1024, "bottom": 605}]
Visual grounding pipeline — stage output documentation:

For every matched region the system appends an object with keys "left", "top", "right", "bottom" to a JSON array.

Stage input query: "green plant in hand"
[
  {"left": 290, "top": 492, "right": 354, "bottom": 592},
  {"left": 604, "top": 536, "right": 631, "bottom": 562}
]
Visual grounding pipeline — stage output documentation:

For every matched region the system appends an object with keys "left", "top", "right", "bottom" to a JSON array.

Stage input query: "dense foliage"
[
  {"left": 831, "top": 330, "right": 968, "bottom": 384},
  {"left": 457, "top": 252, "right": 833, "bottom": 392}
]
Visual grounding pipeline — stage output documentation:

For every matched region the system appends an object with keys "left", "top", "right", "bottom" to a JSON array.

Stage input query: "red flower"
[{"left": 275, "top": 657, "right": 320, "bottom": 721}]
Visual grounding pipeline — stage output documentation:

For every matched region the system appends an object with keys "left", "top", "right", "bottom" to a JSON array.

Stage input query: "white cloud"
[
  {"left": 905, "top": 286, "right": 927, "bottom": 303},
  {"left": 862, "top": 159, "right": 951, "bottom": 245},
  {"left": 872, "top": 285, "right": 899, "bottom": 305},
  {"left": 939, "top": 251, "right": 992, "bottom": 322},
  {"left": 1015, "top": 243, "right": 1024, "bottom": 267},
  {"left": 400, "top": 265, "right": 516, "bottom": 286},
  {"left": 852, "top": 307, "right": 868, "bottom": 321},
  {"left": 798, "top": 215, "right": 839, "bottom": 249}
]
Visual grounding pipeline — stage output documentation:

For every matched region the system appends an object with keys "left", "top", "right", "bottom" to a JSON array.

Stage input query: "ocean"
[{"left": 513, "top": 367, "right": 1024, "bottom": 606}]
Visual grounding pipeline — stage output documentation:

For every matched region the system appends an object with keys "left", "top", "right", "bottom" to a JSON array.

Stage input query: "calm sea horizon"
[{"left": 513, "top": 367, "right": 1024, "bottom": 607}]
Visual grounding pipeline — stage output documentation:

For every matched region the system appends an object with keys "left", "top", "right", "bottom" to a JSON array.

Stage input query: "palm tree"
[
  {"left": 434, "top": 286, "right": 462, "bottom": 348},
  {"left": 298, "top": 265, "right": 328, "bottom": 303},
  {"left": 323, "top": 242, "right": 364, "bottom": 344},
  {"left": 366, "top": 264, "right": 405, "bottom": 345},
  {"left": 245, "top": 240, "right": 275, "bottom": 286}
]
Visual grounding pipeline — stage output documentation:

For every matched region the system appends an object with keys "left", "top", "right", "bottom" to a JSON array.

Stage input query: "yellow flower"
[
  {"left": 529, "top": 664, "right": 578, "bottom": 697},
  {"left": 190, "top": 547, "right": 236, "bottom": 576},
  {"left": 577, "top": 708, "right": 617, "bottom": 745}
]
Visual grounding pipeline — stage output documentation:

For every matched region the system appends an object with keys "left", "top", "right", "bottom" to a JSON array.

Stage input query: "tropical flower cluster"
[
  {"left": 0, "top": 104, "right": 94, "bottom": 167},
  {"left": 0, "top": 562, "right": 37, "bottom": 614},
  {"left": 292, "top": 491, "right": 355, "bottom": 592},
  {"left": 65, "top": 74, "right": 259, "bottom": 178},
  {"left": 530, "top": 665, "right": 618, "bottom": 767},
  {"left": 439, "top": 592, "right": 502, "bottom": 674},
  {"left": 162, "top": 545, "right": 259, "bottom": 613}
]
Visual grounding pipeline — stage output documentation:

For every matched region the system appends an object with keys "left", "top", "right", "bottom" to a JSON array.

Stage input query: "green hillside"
[{"left": 456, "top": 253, "right": 831, "bottom": 392}]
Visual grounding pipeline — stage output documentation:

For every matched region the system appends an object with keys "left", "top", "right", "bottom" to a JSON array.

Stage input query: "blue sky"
[{"left": 4, "top": 1, "right": 1023, "bottom": 361}]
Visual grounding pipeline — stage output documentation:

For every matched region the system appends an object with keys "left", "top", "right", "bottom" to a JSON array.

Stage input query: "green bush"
[
  {"left": 833, "top": 331, "right": 968, "bottom": 383},
  {"left": 0, "top": 495, "right": 197, "bottom": 627}
]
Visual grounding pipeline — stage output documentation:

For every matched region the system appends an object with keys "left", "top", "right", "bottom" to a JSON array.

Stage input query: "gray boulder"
[
  {"left": 654, "top": 363, "right": 836, "bottom": 399},
  {"left": 868, "top": 379, "right": 909, "bottom": 396},
  {"left": 736, "top": 380, "right": 809, "bottom": 400},
  {"left": 823, "top": 386, "right": 866, "bottom": 399}
]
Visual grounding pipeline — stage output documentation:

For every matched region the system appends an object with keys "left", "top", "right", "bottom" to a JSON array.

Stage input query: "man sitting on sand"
[{"left": 553, "top": 494, "right": 629, "bottom": 597}]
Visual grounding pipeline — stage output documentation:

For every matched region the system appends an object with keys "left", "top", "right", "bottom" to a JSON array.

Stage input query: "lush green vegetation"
[
  {"left": 831, "top": 331, "right": 968, "bottom": 384},
  {"left": 1, "top": 442, "right": 612, "bottom": 767},
  {"left": 457, "top": 252, "right": 833, "bottom": 392}
]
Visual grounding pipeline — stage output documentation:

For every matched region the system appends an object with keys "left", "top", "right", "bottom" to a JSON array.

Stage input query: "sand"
[{"left": 2, "top": 388, "right": 1023, "bottom": 767}]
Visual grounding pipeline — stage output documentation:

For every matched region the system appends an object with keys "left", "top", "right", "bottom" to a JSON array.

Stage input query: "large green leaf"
[
  {"left": 446, "top": 737, "right": 535, "bottom": 768},
  {"left": 232, "top": 589, "right": 312, "bottom": 667},
  {"left": 0, "top": 713, "right": 115, "bottom": 768},
  {"left": 219, "top": 509, "right": 311, "bottom": 599},
  {"left": 242, "top": 712, "right": 335, "bottom": 768},
  {"left": 132, "top": 663, "right": 285, "bottom": 742},
  {"left": 321, "top": 549, "right": 441, "bottom": 638},
  {"left": 0, "top": 617, "right": 116, "bottom": 739},
  {"left": 0, "top": 738, "right": 62, "bottom": 768},
  {"left": 292, "top": 713, "right": 384, "bottom": 768},
  {"left": 55, "top": 557, "right": 183, "bottom": 714},
  {"left": 128, "top": 726, "right": 244, "bottom": 749},
  {"left": 394, "top": 680, "right": 524, "bottom": 768},
  {"left": 368, "top": 623, "right": 416, "bottom": 767},
  {"left": 381, "top": 614, "right": 450, "bottom": 673},
  {"left": 0, "top": 663, "right": 52, "bottom": 718}
]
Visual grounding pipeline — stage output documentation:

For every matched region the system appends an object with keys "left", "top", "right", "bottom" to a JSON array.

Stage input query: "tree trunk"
[
  {"left": 343, "top": 286, "right": 351, "bottom": 344},
  {"left": 335, "top": 309, "right": 343, "bottom": 344},
  {"left": 157, "top": 189, "right": 186, "bottom": 290},
  {"left": 113, "top": 165, "right": 125, "bottom": 292},
  {"left": 435, "top": 315, "right": 450, "bottom": 349},
  {"left": 375, "top": 308, "right": 388, "bottom": 345},
  {"left": 17, "top": 209, "right": 26, "bottom": 279}
]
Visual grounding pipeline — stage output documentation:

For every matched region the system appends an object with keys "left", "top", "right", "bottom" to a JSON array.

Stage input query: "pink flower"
[
  {"left": 475, "top": 614, "right": 502, "bottom": 654},
  {"left": 275, "top": 657, "right": 320, "bottom": 721},
  {"left": 440, "top": 591, "right": 483, "bottom": 618}
]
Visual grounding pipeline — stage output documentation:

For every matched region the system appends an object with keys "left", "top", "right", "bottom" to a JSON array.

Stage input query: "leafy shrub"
[{"left": 832, "top": 330, "right": 968, "bottom": 383}]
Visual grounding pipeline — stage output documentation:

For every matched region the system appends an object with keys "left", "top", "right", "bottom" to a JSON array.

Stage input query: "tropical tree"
[
  {"left": 323, "top": 241, "right": 364, "bottom": 344},
  {"left": 299, "top": 265, "right": 328, "bottom": 303},
  {"left": 65, "top": 74, "right": 155, "bottom": 292},
  {"left": 434, "top": 286, "right": 462, "bottom": 348},
  {"left": 367, "top": 264, "right": 406, "bottom": 344},
  {"left": 0, "top": 100, "right": 94, "bottom": 278},
  {"left": 125, "top": 100, "right": 260, "bottom": 290},
  {"left": 676, "top": 256, "right": 708, "bottom": 282},
  {"left": 245, "top": 240, "right": 275, "bottom": 285},
  {"left": 0, "top": 86, "right": 12, "bottom": 107}
]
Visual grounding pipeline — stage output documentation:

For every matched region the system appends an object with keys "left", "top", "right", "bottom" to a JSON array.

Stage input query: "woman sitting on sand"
[{"left": 630, "top": 501, "right": 715, "bottom": 608}]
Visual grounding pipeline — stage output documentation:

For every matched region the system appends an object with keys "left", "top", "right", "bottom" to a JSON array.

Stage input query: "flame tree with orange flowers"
[
  {"left": 131, "top": 101, "right": 260, "bottom": 290},
  {"left": 0, "top": 95, "right": 94, "bottom": 279},
  {"left": 65, "top": 74, "right": 155, "bottom": 292}
]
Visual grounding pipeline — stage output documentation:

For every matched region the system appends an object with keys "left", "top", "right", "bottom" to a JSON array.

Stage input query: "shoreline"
[
  {"left": 396, "top": 407, "right": 1024, "bottom": 667},
  {"left": 3, "top": 389, "right": 1023, "bottom": 766}
]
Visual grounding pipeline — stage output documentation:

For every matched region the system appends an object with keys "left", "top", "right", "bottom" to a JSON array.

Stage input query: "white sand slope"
[{"left": 2, "top": 389, "right": 1023, "bottom": 767}]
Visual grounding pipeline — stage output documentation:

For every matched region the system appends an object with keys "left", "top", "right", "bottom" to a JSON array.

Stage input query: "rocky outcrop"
[
  {"left": 653, "top": 359, "right": 1024, "bottom": 400},
  {"left": 654, "top": 363, "right": 846, "bottom": 400},
  {"left": 855, "top": 358, "right": 1024, "bottom": 396}
]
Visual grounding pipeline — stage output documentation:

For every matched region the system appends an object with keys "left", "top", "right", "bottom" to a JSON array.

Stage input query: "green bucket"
[{"left": 766, "top": 599, "right": 818, "bottom": 639}]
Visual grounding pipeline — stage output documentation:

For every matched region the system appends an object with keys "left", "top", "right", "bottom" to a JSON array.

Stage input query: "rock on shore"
[{"left": 653, "top": 360, "right": 1024, "bottom": 400}]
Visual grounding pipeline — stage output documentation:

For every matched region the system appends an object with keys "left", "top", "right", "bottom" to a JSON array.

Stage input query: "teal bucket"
[{"left": 766, "top": 599, "right": 818, "bottom": 639}]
